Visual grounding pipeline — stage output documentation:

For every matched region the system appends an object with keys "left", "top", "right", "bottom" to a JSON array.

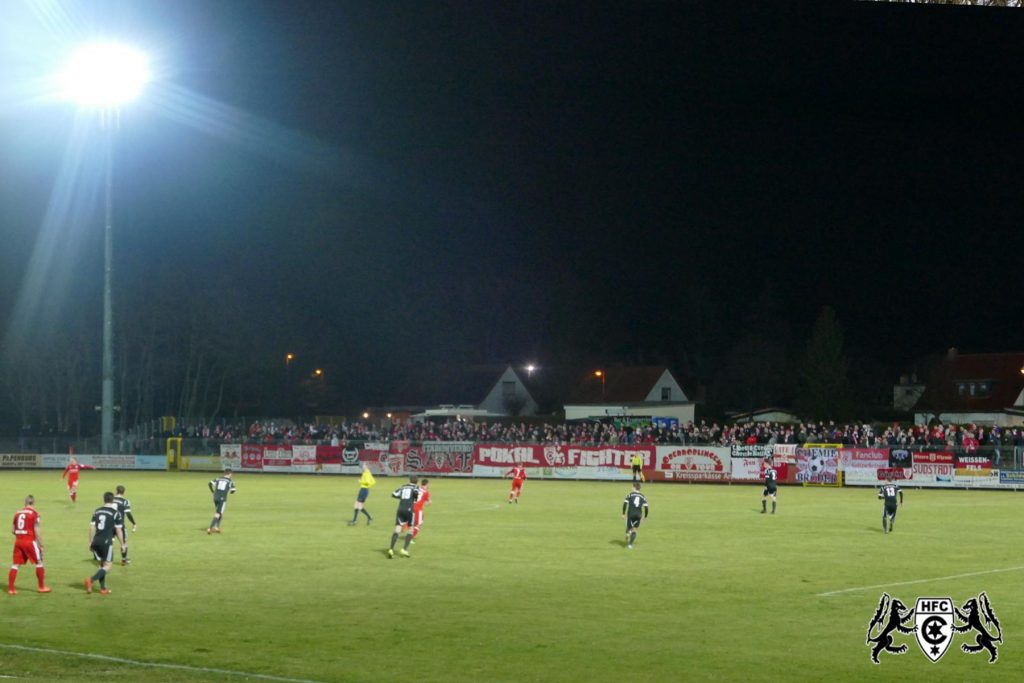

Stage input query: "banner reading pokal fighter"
[
  {"left": 653, "top": 446, "right": 731, "bottom": 481},
  {"left": 472, "top": 444, "right": 653, "bottom": 480}
]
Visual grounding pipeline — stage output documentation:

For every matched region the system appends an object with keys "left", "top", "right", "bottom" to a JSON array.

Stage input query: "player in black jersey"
[
  {"left": 86, "top": 492, "right": 123, "bottom": 595},
  {"left": 878, "top": 476, "right": 903, "bottom": 534},
  {"left": 388, "top": 476, "right": 419, "bottom": 559},
  {"left": 761, "top": 457, "right": 778, "bottom": 514},
  {"left": 207, "top": 469, "right": 236, "bottom": 534},
  {"left": 622, "top": 482, "right": 649, "bottom": 549},
  {"left": 113, "top": 485, "right": 137, "bottom": 565}
]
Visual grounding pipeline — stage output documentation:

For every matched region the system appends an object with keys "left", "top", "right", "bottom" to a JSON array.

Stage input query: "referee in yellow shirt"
[
  {"left": 347, "top": 464, "right": 376, "bottom": 526},
  {"left": 631, "top": 453, "right": 645, "bottom": 483}
]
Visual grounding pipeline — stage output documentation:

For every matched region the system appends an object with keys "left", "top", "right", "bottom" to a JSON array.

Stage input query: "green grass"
[{"left": 1, "top": 471, "right": 1023, "bottom": 682}]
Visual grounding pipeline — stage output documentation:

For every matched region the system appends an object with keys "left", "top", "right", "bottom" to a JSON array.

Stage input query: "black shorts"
[
  {"left": 884, "top": 503, "right": 898, "bottom": 516},
  {"left": 632, "top": 464, "right": 641, "bottom": 474},
  {"left": 626, "top": 515, "right": 643, "bottom": 531},
  {"left": 214, "top": 498, "right": 228, "bottom": 515},
  {"left": 395, "top": 509, "right": 414, "bottom": 527},
  {"left": 91, "top": 542, "right": 113, "bottom": 563},
  {"left": 763, "top": 485, "right": 777, "bottom": 496}
]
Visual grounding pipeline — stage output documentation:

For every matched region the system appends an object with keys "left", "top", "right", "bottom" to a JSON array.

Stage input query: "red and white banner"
[
  {"left": 877, "top": 467, "right": 912, "bottom": 481},
  {"left": 241, "top": 444, "right": 264, "bottom": 471},
  {"left": 653, "top": 446, "right": 731, "bottom": 481},
  {"left": 913, "top": 451, "right": 954, "bottom": 465},
  {"left": 839, "top": 448, "right": 888, "bottom": 470},
  {"left": 772, "top": 444, "right": 797, "bottom": 464},
  {"left": 795, "top": 446, "right": 839, "bottom": 484},
  {"left": 473, "top": 444, "right": 654, "bottom": 469},
  {"left": 730, "top": 444, "right": 791, "bottom": 482},
  {"left": 261, "top": 446, "right": 293, "bottom": 473},
  {"left": 292, "top": 445, "right": 317, "bottom": 473},
  {"left": 837, "top": 448, "right": 889, "bottom": 485},
  {"left": 730, "top": 457, "right": 765, "bottom": 482}
]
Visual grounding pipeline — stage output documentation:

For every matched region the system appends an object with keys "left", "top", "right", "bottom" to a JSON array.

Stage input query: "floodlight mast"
[{"left": 62, "top": 42, "right": 150, "bottom": 454}]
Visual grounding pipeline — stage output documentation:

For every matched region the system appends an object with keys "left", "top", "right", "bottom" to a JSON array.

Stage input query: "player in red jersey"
[
  {"left": 9, "top": 495, "right": 51, "bottom": 595},
  {"left": 411, "top": 479, "right": 431, "bottom": 540},
  {"left": 61, "top": 456, "right": 95, "bottom": 503},
  {"left": 505, "top": 464, "right": 527, "bottom": 504}
]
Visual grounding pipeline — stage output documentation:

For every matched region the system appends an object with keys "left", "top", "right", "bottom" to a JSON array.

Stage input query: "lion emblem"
[
  {"left": 866, "top": 593, "right": 916, "bottom": 663},
  {"left": 953, "top": 592, "right": 1002, "bottom": 663}
]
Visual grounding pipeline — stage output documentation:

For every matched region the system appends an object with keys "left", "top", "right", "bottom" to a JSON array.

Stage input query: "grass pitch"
[{"left": 1, "top": 471, "right": 1022, "bottom": 682}]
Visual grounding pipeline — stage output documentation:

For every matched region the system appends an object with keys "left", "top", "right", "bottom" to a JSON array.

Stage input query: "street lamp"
[
  {"left": 594, "top": 370, "right": 605, "bottom": 399},
  {"left": 60, "top": 42, "right": 151, "bottom": 454},
  {"left": 526, "top": 364, "right": 536, "bottom": 378}
]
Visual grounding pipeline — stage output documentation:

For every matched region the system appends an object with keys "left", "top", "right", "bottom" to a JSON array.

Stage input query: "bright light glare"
[{"left": 59, "top": 43, "right": 150, "bottom": 107}]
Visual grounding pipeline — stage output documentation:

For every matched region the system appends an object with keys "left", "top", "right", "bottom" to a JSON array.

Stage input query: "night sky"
[{"left": 2, "top": 1, "right": 1023, "bottom": 416}]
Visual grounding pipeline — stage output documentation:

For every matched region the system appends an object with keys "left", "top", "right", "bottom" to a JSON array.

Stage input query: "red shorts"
[
  {"left": 511, "top": 479, "right": 524, "bottom": 491},
  {"left": 13, "top": 539, "right": 42, "bottom": 565},
  {"left": 413, "top": 509, "right": 425, "bottom": 527},
  {"left": 66, "top": 477, "right": 79, "bottom": 489}
]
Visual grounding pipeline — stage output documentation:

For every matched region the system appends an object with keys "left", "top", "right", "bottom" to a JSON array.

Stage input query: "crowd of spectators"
[{"left": 170, "top": 417, "right": 1024, "bottom": 455}]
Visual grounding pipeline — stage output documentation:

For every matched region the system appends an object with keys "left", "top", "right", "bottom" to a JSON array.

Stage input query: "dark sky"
[{"left": 2, "top": 1, "right": 1024, "bottom": 403}]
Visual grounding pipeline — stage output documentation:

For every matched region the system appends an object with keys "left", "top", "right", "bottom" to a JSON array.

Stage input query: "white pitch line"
[
  {"left": 0, "top": 643, "right": 322, "bottom": 683},
  {"left": 470, "top": 503, "right": 501, "bottom": 511},
  {"left": 817, "top": 565, "right": 1024, "bottom": 597}
]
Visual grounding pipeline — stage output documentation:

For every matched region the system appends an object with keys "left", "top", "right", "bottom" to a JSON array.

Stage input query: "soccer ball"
[{"left": 808, "top": 453, "right": 826, "bottom": 474}]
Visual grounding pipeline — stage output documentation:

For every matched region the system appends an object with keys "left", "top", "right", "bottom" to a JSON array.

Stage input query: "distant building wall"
[{"left": 641, "top": 369, "right": 688, "bottom": 403}]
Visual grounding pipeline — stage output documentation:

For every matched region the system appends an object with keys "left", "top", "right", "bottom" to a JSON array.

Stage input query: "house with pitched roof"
[
  {"left": 387, "top": 364, "right": 541, "bottom": 420},
  {"left": 897, "top": 350, "right": 1024, "bottom": 426},
  {"left": 562, "top": 365, "right": 693, "bottom": 424}
]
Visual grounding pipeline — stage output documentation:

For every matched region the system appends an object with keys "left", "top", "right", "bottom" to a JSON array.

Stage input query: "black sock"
[
  {"left": 771, "top": 501, "right": 776, "bottom": 513},
  {"left": 351, "top": 509, "right": 359, "bottom": 523},
  {"left": 91, "top": 568, "right": 106, "bottom": 582},
  {"left": 761, "top": 500, "right": 766, "bottom": 512},
  {"left": 121, "top": 545, "right": 128, "bottom": 560},
  {"left": 361, "top": 509, "right": 371, "bottom": 519},
  {"left": 404, "top": 535, "right": 412, "bottom": 550},
  {"left": 390, "top": 532, "right": 398, "bottom": 549},
  {"left": 629, "top": 531, "right": 636, "bottom": 545}
]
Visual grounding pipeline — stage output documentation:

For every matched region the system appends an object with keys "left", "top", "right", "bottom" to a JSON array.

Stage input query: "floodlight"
[{"left": 59, "top": 42, "right": 150, "bottom": 108}]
